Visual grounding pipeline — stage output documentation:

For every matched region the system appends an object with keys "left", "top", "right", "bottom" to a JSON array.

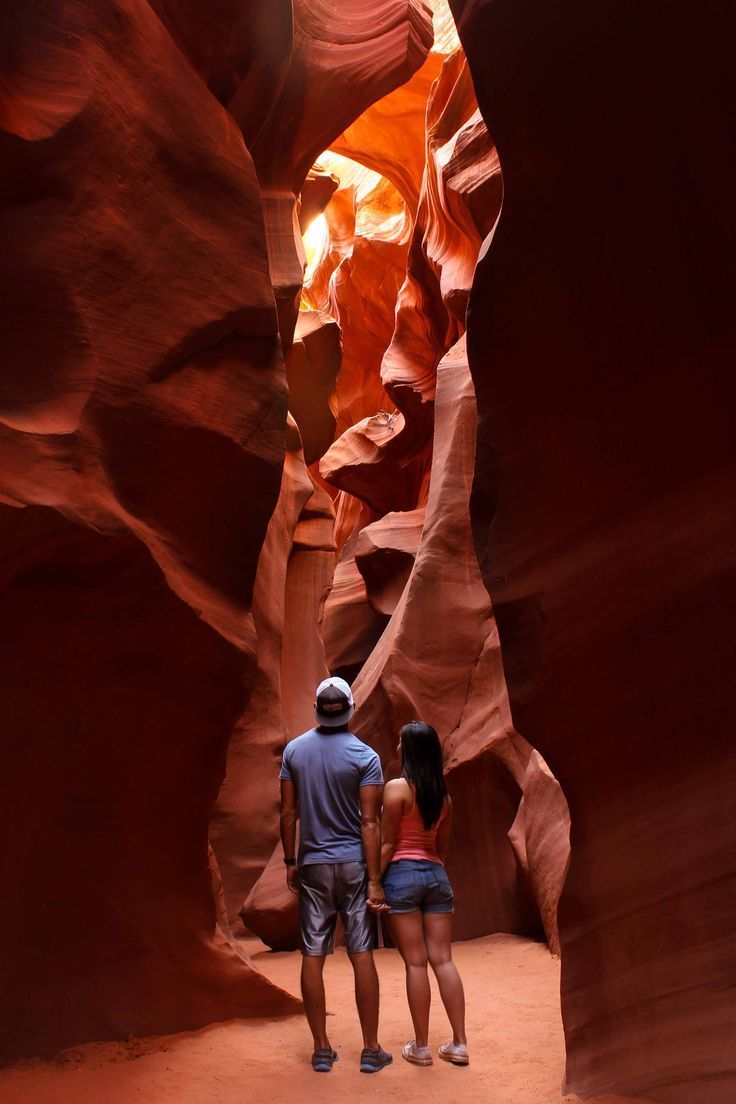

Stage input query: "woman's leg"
[
  {"left": 389, "top": 911, "right": 431, "bottom": 1048},
  {"left": 424, "top": 913, "right": 466, "bottom": 1045}
]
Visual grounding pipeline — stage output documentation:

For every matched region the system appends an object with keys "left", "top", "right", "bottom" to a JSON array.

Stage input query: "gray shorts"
[
  {"left": 297, "top": 860, "right": 377, "bottom": 956},
  {"left": 383, "top": 859, "right": 454, "bottom": 914}
]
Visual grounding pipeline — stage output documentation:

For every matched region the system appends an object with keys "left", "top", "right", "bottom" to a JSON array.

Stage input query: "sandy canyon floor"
[{"left": 1, "top": 934, "right": 652, "bottom": 1104}]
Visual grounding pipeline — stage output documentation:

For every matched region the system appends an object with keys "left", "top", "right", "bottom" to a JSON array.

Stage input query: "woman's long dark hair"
[{"left": 400, "top": 721, "right": 448, "bottom": 829}]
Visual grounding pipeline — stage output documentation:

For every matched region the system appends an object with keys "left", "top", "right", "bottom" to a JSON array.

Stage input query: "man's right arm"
[
  {"left": 360, "top": 784, "right": 389, "bottom": 911},
  {"left": 280, "top": 779, "right": 299, "bottom": 894}
]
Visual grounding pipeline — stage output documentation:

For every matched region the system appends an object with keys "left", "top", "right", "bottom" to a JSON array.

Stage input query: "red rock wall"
[
  {"left": 242, "top": 28, "right": 570, "bottom": 955},
  {"left": 208, "top": 4, "right": 434, "bottom": 926},
  {"left": 1, "top": 0, "right": 575, "bottom": 1062},
  {"left": 450, "top": 0, "right": 736, "bottom": 1100},
  {"left": 0, "top": 0, "right": 306, "bottom": 1058}
]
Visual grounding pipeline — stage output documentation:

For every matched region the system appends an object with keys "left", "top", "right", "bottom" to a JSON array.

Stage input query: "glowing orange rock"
[{"left": 319, "top": 52, "right": 501, "bottom": 517}]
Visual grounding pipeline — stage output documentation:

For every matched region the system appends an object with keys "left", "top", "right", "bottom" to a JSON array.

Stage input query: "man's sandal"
[
  {"left": 401, "top": 1040, "right": 433, "bottom": 1066},
  {"left": 311, "top": 1047, "right": 338, "bottom": 1072}
]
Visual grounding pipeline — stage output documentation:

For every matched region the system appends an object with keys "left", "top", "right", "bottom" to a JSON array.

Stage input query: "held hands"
[{"left": 367, "top": 877, "right": 390, "bottom": 913}]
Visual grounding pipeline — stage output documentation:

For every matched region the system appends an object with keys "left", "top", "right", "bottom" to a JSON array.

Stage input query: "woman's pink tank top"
[{"left": 392, "top": 791, "right": 446, "bottom": 864}]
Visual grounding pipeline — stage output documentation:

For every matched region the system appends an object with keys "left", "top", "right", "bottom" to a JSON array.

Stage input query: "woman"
[{"left": 380, "top": 721, "right": 469, "bottom": 1067}]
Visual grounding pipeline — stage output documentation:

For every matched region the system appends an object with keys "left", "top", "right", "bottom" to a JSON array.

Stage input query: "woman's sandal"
[
  {"left": 438, "top": 1040, "right": 469, "bottom": 1066},
  {"left": 401, "top": 1040, "right": 433, "bottom": 1066},
  {"left": 311, "top": 1047, "right": 339, "bottom": 1072}
]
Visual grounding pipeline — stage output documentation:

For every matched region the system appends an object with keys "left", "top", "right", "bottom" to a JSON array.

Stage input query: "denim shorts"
[
  {"left": 383, "top": 859, "right": 454, "bottom": 914},
  {"left": 297, "top": 861, "right": 377, "bottom": 956}
]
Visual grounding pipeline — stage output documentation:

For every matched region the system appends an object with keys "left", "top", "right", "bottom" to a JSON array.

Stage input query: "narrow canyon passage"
[
  {"left": 1, "top": 2, "right": 734, "bottom": 1103},
  {"left": 208, "top": 9, "right": 571, "bottom": 971}
]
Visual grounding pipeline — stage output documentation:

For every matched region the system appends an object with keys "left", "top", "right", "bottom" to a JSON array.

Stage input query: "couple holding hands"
[{"left": 279, "top": 676, "right": 468, "bottom": 1073}]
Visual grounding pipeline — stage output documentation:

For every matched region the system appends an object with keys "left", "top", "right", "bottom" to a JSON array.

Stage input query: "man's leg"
[
  {"left": 298, "top": 864, "right": 338, "bottom": 1059},
  {"left": 339, "top": 861, "right": 390, "bottom": 1069},
  {"left": 301, "top": 954, "right": 330, "bottom": 1051},
  {"left": 347, "top": 950, "right": 379, "bottom": 1051}
]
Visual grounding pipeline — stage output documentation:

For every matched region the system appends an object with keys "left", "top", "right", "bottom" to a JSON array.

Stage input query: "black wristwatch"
[{"left": 283, "top": 857, "right": 296, "bottom": 867}]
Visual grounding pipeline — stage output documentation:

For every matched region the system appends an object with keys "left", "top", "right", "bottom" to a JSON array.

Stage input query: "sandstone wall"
[
  {"left": 242, "top": 29, "right": 570, "bottom": 956},
  {"left": 0, "top": 0, "right": 433, "bottom": 1058},
  {"left": 450, "top": 0, "right": 736, "bottom": 1100},
  {"left": 1, "top": 0, "right": 577, "bottom": 1064},
  {"left": 208, "top": 2, "right": 434, "bottom": 923},
  {"left": 0, "top": 0, "right": 300, "bottom": 1057}
]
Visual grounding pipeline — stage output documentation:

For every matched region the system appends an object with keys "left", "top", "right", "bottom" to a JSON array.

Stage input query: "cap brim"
[{"left": 315, "top": 703, "right": 355, "bottom": 728}]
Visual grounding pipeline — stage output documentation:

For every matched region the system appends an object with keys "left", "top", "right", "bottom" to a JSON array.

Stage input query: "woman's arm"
[
  {"left": 380, "top": 780, "right": 407, "bottom": 875},
  {"left": 435, "top": 795, "right": 453, "bottom": 864}
]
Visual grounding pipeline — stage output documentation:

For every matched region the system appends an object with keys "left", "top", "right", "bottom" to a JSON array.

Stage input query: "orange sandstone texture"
[
  {"left": 0, "top": 0, "right": 574, "bottom": 1071},
  {"left": 244, "top": 33, "right": 569, "bottom": 953},
  {"left": 351, "top": 341, "right": 568, "bottom": 944},
  {"left": 209, "top": 427, "right": 334, "bottom": 923},
  {"left": 450, "top": 0, "right": 736, "bottom": 1100},
  {"left": 0, "top": 0, "right": 303, "bottom": 1060},
  {"left": 209, "top": 3, "right": 434, "bottom": 929},
  {"left": 235, "top": 0, "right": 435, "bottom": 351}
]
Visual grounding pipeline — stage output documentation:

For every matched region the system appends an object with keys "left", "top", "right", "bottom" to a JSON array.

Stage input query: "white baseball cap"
[{"left": 315, "top": 676, "right": 355, "bottom": 728}]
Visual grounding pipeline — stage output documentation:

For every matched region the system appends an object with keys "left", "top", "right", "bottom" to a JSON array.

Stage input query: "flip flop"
[{"left": 311, "top": 1047, "right": 338, "bottom": 1072}]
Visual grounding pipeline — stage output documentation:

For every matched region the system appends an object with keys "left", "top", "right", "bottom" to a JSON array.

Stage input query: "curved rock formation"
[
  {"left": 2, "top": 0, "right": 580, "bottom": 1072},
  {"left": 237, "top": 0, "right": 434, "bottom": 352},
  {"left": 508, "top": 752, "right": 571, "bottom": 957},
  {"left": 354, "top": 506, "right": 426, "bottom": 616},
  {"left": 240, "top": 842, "right": 299, "bottom": 952},
  {"left": 319, "top": 49, "right": 502, "bottom": 517},
  {"left": 332, "top": 53, "right": 444, "bottom": 212},
  {"left": 0, "top": 0, "right": 300, "bottom": 1059},
  {"left": 321, "top": 542, "right": 389, "bottom": 685},
  {"left": 303, "top": 156, "right": 409, "bottom": 432},
  {"left": 285, "top": 310, "right": 341, "bottom": 466},
  {"left": 243, "top": 0, "right": 434, "bottom": 193},
  {"left": 209, "top": 426, "right": 333, "bottom": 923},
  {"left": 209, "top": 4, "right": 433, "bottom": 929},
  {"left": 450, "top": 0, "right": 736, "bottom": 1099},
  {"left": 351, "top": 339, "right": 567, "bottom": 942},
  {"left": 148, "top": 0, "right": 292, "bottom": 112}
]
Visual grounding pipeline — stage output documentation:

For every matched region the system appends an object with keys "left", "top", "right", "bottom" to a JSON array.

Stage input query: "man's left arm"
[
  {"left": 359, "top": 784, "right": 388, "bottom": 912},
  {"left": 280, "top": 779, "right": 299, "bottom": 895}
]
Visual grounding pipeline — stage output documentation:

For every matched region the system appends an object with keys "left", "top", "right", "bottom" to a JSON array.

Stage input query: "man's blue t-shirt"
[{"left": 279, "top": 728, "right": 383, "bottom": 865}]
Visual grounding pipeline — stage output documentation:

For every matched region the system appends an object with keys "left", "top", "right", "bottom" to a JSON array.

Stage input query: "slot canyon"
[{"left": 0, "top": 2, "right": 734, "bottom": 1103}]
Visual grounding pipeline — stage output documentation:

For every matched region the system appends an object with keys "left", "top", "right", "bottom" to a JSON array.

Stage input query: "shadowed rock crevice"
[{"left": 235, "top": 10, "right": 571, "bottom": 969}]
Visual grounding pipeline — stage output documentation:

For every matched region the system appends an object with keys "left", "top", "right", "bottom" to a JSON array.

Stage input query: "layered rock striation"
[
  {"left": 241, "top": 24, "right": 570, "bottom": 956},
  {"left": 2, "top": 0, "right": 582, "bottom": 1072},
  {"left": 209, "top": 4, "right": 434, "bottom": 925},
  {"left": 0, "top": 0, "right": 435, "bottom": 1059},
  {"left": 0, "top": 0, "right": 302, "bottom": 1059}
]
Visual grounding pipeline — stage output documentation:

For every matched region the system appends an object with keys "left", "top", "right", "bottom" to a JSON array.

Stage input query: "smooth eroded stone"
[
  {"left": 0, "top": 0, "right": 296, "bottom": 1057},
  {"left": 451, "top": 0, "right": 736, "bottom": 1098}
]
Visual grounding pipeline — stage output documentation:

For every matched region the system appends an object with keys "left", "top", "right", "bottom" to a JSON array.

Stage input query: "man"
[{"left": 279, "top": 676, "right": 392, "bottom": 1074}]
